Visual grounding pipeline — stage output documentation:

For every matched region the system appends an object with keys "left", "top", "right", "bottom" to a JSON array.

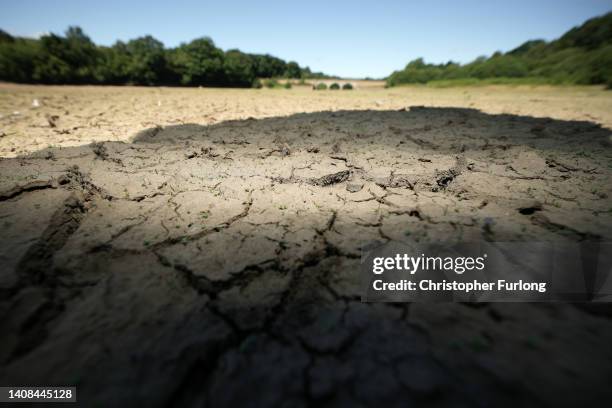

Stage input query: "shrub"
[
  {"left": 342, "top": 83, "right": 353, "bottom": 90},
  {"left": 315, "top": 83, "right": 327, "bottom": 90},
  {"left": 284, "top": 81, "right": 292, "bottom": 89},
  {"left": 329, "top": 82, "right": 340, "bottom": 90},
  {"left": 264, "top": 78, "right": 278, "bottom": 88},
  {"left": 252, "top": 79, "right": 263, "bottom": 89}
]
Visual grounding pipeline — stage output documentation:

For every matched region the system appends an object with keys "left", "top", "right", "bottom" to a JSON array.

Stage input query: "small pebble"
[{"left": 346, "top": 183, "right": 364, "bottom": 193}]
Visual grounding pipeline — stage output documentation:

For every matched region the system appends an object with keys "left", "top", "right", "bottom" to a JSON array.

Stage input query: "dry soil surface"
[{"left": 1, "top": 84, "right": 612, "bottom": 407}]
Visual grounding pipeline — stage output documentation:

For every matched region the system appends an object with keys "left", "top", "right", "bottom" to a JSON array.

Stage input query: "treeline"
[
  {"left": 0, "top": 27, "right": 328, "bottom": 87},
  {"left": 387, "top": 12, "right": 612, "bottom": 87}
]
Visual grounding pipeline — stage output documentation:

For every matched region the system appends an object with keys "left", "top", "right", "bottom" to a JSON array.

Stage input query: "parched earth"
[{"left": 1, "top": 85, "right": 612, "bottom": 406}]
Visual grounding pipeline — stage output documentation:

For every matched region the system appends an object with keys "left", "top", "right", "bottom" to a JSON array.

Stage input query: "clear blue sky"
[{"left": 1, "top": 0, "right": 610, "bottom": 78}]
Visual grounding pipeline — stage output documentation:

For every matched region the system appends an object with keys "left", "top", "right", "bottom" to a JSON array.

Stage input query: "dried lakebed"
[{"left": 1, "top": 107, "right": 612, "bottom": 406}]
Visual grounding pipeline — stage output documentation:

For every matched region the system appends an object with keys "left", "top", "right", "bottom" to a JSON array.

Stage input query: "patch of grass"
[
  {"left": 315, "top": 83, "right": 327, "bottom": 90},
  {"left": 425, "top": 77, "right": 557, "bottom": 88}
]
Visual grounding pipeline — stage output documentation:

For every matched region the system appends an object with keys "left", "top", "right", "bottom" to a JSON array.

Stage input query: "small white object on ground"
[{"left": 32, "top": 99, "right": 40, "bottom": 108}]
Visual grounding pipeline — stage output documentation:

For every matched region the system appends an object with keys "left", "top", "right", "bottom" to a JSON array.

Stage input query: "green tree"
[
  {"left": 0, "top": 26, "right": 318, "bottom": 86},
  {"left": 223, "top": 50, "right": 255, "bottom": 87},
  {"left": 284, "top": 61, "right": 301, "bottom": 78},
  {"left": 121, "top": 36, "right": 168, "bottom": 85},
  {"left": 170, "top": 37, "right": 225, "bottom": 85},
  {"left": 386, "top": 12, "right": 612, "bottom": 87},
  {"left": 0, "top": 29, "right": 14, "bottom": 43},
  {"left": 32, "top": 27, "right": 101, "bottom": 83},
  {"left": 252, "top": 54, "right": 287, "bottom": 78},
  {"left": 0, "top": 37, "right": 39, "bottom": 82}
]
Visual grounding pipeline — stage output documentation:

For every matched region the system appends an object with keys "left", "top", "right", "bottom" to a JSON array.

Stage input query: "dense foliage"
[
  {"left": 0, "top": 27, "right": 328, "bottom": 87},
  {"left": 387, "top": 12, "right": 612, "bottom": 87}
]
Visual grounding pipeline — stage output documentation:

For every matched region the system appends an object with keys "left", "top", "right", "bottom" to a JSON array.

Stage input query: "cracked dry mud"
[{"left": 1, "top": 86, "right": 612, "bottom": 406}]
